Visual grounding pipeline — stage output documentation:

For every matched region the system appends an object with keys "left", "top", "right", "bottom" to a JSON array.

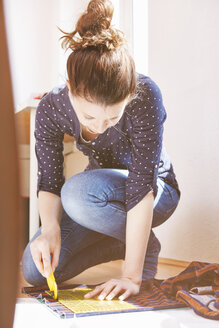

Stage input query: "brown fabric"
[{"left": 159, "top": 261, "right": 219, "bottom": 320}]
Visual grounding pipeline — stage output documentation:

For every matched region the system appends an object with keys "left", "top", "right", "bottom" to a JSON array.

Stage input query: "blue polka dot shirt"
[{"left": 35, "top": 73, "right": 180, "bottom": 211}]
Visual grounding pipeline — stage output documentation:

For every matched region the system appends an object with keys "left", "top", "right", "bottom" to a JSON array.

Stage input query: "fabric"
[
  {"left": 22, "top": 280, "right": 187, "bottom": 319},
  {"left": 159, "top": 261, "right": 219, "bottom": 320},
  {"left": 35, "top": 73, "right": 180, "bottom": 211},
  {"left": 22, "top": 261, "right": 219, "bottom": 320}
]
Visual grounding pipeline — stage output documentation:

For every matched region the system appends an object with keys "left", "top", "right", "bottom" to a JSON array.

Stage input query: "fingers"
[
  {"left": 97, "top": 281, "right": 123, "bottom": 300},
  {"left": 41, "top": 247, "right": 51, "bottom": 278},
  {"left": 84, "top": 284, "right": 105, "bottom": 299},
  {"left": 97, "top": 281, "right": 118, "bottom": 300},
  {"left": 29, "top": 229, "right": 61, "bottom": 278},
  {"left": 30, "top": 242, "right": 51, "bottom": 278},
  {"left": 106, "top": 285, "right": 122, "bottom": 300},
  {"left": 118, "top": 290, "right": 132, "bottom": 301},
  {"left": 84, "top": 280, "right": 123, "bottom": 300},
  {"left": 30, "top": 245, "right": 44, "bottom": 276},
  {"left": 51, "top": 247, "right": 60, "bottom": 272},
  {"left": 84, "top": 278, "right": 140, "bottom": 301}
]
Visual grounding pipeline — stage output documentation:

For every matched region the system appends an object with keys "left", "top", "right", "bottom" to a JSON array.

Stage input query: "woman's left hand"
[{"left": 84, "top": 277, "right": 141, "bottom": 301}]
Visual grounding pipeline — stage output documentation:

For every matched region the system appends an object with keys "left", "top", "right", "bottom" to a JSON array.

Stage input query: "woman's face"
[{"left": 67, "top": 82, "right": 129, "bottom": 134}]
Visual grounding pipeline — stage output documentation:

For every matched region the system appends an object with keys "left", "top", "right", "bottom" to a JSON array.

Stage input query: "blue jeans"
[{"left": 22, "top": 169, "right": 180, "bottom": 286}]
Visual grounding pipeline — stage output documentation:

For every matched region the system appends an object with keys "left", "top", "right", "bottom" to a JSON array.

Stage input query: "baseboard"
[{"left": 158, "top": 257, "right": 190, "bottom": 268}]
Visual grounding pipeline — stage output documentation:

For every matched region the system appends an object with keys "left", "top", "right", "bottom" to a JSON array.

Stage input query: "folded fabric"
[{"left": 159, "top": 261, "right": 219, "bottom": 320}]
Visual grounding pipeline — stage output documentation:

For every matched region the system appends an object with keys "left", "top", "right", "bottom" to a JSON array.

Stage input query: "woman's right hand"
[{"left": 30, "top": 225, "right": 61, "bottom": 278}]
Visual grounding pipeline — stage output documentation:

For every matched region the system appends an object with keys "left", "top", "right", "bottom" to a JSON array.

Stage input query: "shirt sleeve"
[
  {"left": 34, "top": 94, "right": 65, "bottom": 197},
  {"left": 125, "top": 77, "right": 167, "bottom": 212}
]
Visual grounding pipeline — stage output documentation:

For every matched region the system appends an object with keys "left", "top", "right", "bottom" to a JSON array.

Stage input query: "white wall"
[
  {"left": 3, "top": 0, "right": 60, "bottom": 110},
  {"left": 148, "top": 0, "right": 219, "bottom": 262},
  {"left": 3, "top": 0, "right": 93, "bottom": 111},
  {"left": 3, "top": 0, "right": 124, "bottom": 112},
  {"left": 5, "top": 0, "right": 218, "bottom": 263},
  {"left": 57, "top": 0, "right": 90, "bottom": 86},
  {"left": 58, "top": 0, "right": 130, "bottom": 83},
  {"left": 133, "top": 0, "right": 148, "bottom": 75}
]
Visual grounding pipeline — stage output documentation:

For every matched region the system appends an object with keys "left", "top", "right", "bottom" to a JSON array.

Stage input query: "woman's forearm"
[
  {"left": 38, "top": 191, "right": 62, "bottom": 233},
  {"left": 122, "top": 191, "right": 154, "bottom": 284}
]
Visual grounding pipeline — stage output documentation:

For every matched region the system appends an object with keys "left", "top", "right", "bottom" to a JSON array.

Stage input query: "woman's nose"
[{"left": 95, "top": 120, "right": 110, "bottom": 133}]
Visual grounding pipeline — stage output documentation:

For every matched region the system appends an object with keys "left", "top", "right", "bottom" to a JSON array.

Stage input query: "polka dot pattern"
[{"left": 34, "top": 74, "right": 180, "bottom": 211}]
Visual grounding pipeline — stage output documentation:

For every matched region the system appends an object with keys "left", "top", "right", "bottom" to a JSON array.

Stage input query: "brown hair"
[{"left": 58, "top": 0, "right": 137, "bottom": 106}]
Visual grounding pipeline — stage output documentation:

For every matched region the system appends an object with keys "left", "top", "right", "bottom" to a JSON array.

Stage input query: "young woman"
[{"left": 22, "top": 0, "right": 180, "bottom": 301}]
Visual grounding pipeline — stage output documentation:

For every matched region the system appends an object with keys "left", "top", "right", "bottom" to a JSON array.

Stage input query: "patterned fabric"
[
  {"left": 160, "top": 261, "right": 219, "bottom": 296},
  {"left": 159, "top": 261, "right": 219, "bottom": 320},
  {"left": 22, "top": 261, "right": 219, "bottom": 319},
  {"left": 22, "top": 281, "right": 186, "bottom": 319}
]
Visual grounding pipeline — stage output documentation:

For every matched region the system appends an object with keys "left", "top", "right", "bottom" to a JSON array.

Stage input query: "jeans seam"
[
  {"left": 165, "top": 185, "right": 179, "bottom": 202},
  {"left": 107, "top": 186, "right": 126, "bottom": 213},
  {"left": 108, "top": 185, "right": 125, "bottom": 199},
  {"left": 107, "top": 202, "right": 126, "bottom": 213}
]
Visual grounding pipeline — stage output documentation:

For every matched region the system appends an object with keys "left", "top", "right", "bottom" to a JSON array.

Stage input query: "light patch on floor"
[{"left": 13, "top": 300, "right": 219, "bottom": 328}]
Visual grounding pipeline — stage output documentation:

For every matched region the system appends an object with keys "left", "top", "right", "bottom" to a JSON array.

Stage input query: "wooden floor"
[{"left": 17, "top": 257, "right": 189, "bottom": 298}]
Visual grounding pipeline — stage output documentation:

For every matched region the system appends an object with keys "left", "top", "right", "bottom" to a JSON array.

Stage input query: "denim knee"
[
  {"left": 61, "top": 173, "right": 79, "bottom": 206},
  {"left": 21, "top": 244, "right": 46, "bottom": 286},
  {"left": 60, "top": 173, "right": 94, "bottom": 225}
]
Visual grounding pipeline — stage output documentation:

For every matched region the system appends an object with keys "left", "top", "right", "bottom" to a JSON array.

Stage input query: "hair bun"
[
  {"left": 78, "top": 0, "right": 113, "bottom": 36},
  {"left": 58, "top": 0, "right": 127, "bottom": 52}
]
